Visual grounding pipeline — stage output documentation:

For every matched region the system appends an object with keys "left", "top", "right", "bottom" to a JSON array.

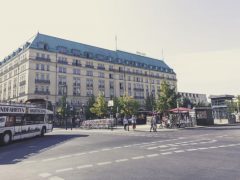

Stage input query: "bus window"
[
  {"left": 0, "top": 116, "right": 6, "bottom": 127},
  {"left": 5, "top": 116, "right": 15, "bottom": 127},
  {"left": 15, "top": 116, "right": 23, "bottom": 126}
]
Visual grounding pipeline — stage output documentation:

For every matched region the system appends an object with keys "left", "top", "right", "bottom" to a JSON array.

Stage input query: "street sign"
[{"left": 108, "top": 100, "right": 114, "bottom": 107}]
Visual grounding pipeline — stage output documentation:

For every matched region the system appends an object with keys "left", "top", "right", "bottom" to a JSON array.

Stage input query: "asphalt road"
[{"left": 1, "top": 125, "right": 240, "bottom": 180}]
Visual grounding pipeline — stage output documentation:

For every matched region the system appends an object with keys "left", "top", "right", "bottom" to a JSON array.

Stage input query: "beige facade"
[{"left": 0, "top": 34, "right": 177, "bottom": 109}]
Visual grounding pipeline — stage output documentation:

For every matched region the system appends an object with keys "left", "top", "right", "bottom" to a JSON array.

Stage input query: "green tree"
[
  {"left": 118, "top": 94, "right": 140, "bottom": 117},
  {"left": 85, "top": 95, "right": 96, "bottom": 120},
  {"left": 180, "top": 97, "right": 193, "bottom": 108},
  {"left": 156, "top": 81, "right": 178, "bottom": 113},
  {"left": 90, "top": 94, "right": 107, "bottom": 118},
  {"left": 145, "top": 94, "right": 156, "bottom": 111}
]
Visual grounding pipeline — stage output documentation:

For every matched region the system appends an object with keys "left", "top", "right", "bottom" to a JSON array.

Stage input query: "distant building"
[
  {"left": 178, "top": 92, "right": 208, "bottom": 106},
  {"left": 209, "top": 95, "right": 235, "bottom": 124},
  {"left": 0, "top": 33, "right": 177, "bottom": 110}
]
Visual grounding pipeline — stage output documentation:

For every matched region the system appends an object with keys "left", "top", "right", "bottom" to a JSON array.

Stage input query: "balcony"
[
  {"left": 20, "top": 80, "right": 26, "bottom": 86},
  {"left": 85, "top": 64, "right": 94, "bottom": 69},
  {"left": 134, "top": 96, "right": 145, "bottom": 99},
  {"left": 58, "top": 82, "right": 67, "bottom": 85},
  {"left": 133, "top": 88, "right": 144, "bottom": 92},
  {"left": 72, "top": 62, "right": 82, "bottom": 67},
  {"left": 35, "top": 90, "right": 50, "bottom": 95},
  {"left": 58, "top": 60, "right": 68, "bottom": 65},
  {"left": 97, "top": 66, "right": 105, "bottom": 70},
  {"left": 35, "top": 79, "right": 50, "bottom": 84},
  {"left": 73, "top": 93, "right": 81, "bottom": 96},
  {"left": 35, "top": 56, "right": 51, "bottom": 62}
]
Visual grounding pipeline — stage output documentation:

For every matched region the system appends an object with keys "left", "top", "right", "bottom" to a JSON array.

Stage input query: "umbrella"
[{"left": 169, "top": 107, "right": 191, "bottom": 113}]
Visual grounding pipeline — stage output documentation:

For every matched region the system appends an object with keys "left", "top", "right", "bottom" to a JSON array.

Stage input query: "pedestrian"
[
  {"left": 131, "top": 115, "right": 137, "bottom": 130},
  {"left": 150, "top": 114, "right": 157, "bottom": 132},
  {"left": 123, "top": 116, "right": 129, "bottom": 131}
]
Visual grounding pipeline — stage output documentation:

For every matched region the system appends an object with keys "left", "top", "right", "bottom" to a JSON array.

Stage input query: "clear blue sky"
[{"left": 0, "top": 0, "right": 239, "bottom": 96}]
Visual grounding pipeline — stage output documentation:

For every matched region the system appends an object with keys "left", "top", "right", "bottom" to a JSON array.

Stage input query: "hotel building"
[{"left": 0, "top": 33, "right": 177, "bottom": 109}]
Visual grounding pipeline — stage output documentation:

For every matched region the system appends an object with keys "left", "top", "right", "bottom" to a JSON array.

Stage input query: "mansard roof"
[{"left": 1, "top": 33, "right": 175, "bottom": 74}]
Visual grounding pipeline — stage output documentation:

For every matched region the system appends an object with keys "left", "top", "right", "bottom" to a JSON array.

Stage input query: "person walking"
[
  {"left": 150, "top": 114, "right": 157, "bottom": 132},
  {"left": 131, "top": 115, "right": 137, "bottom": 130},
  {"left": 123, "top": 116, "right": 129, "bottom": 131}
]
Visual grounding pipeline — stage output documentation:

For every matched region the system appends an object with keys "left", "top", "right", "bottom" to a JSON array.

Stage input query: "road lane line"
[
  {"left": 174, "top": 150, "right": 185, "bottom": 153},
  {"left": 58, "top": 155, "right": 72, "bottom": 159},
  {"left": 186, "top": 149, "right": 198, "bottom": 151},
  {"left": 101, "top": 148, "right": 111, "bottom": 151},
  {"left": 42, "top": 158, "right": 57, "bottom": 162},
  {"left": 73, "top": 152, "right": 86, "bottom": 156},
  {"left": 198, "top": 147, "right": 209, "bottom": 150},
  {"left": 161, "top": 152, "right": 172, "bottom": 155},
  {"left": 77, "top": 164, "right": 93, "bottom": 169},
  {"left": 132, "top": 156, "right": 145, "bottom": 160},
  {"left": 56, "top": 168, "right": 73, "bottom": 173},
  {"left": 146, "top": 154, "right": 159, "bottom": 158},
  {"left": 115, "top": 159, "right": 129, "bottom": 162},
  {"left": 39, "top": 173, "right": 52, "bottom": 178},
  {"left": 48, "top": 176, "right": 65, "bottom": 180},
  {"left": 97, "top": 161, "right": 112, "bottom": 166},
  {"left": 160, "top": 148, "right": 178, "bottom": 152},
  {"left": 89, "top": 150, "right": 99, "bottom": 153}
]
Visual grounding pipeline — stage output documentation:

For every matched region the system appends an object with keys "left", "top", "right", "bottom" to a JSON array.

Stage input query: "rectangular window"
[{"left": 86, "top": 70, "right": 93, "bottom": 76}]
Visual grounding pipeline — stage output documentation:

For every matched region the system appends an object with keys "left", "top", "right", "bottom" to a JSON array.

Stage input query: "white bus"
[{"left": 0, "top": 103, "right": 53, "bottom": 145}]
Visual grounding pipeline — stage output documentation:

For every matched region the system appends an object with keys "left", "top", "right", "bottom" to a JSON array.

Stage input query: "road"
[{"left": 1, "top": 125, "right": 240, "bottom": 180}]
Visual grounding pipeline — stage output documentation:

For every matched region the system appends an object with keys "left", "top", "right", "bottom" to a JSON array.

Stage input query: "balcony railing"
[
  {"left": 134, "top": 96, "right": 145, "bottom": 99},
  {"left": 35, "top": 56, "right": 51, "bottom": 62},
  {"left": 73, "top": 93, "right": 81, "bottom": 96},
  {"left": 85, "top": 65, "right": 94, "bottom": 69},
  {"left": 72, "top": 62, "right": 82, "bottom": 67},
  {"left": 97, "top": 66, "right": 105, "bottom": 70},
  {"left": 133, "top": 88, "right": 144, "bottom": 92},
  {"left": 20, "top": 80, "right": 26, "bottom": 86},
  {"left": 35, "top": 79, "right": 50, "bottom": 84},
  {"left": 58, "top": 60, "right": 68, "bottom": 65},
  {"left": 35, "top": 90, "right": 50, "bottom": 95},
  {"left": 73, "top": 83, "right": 81, "bottom": 86}
]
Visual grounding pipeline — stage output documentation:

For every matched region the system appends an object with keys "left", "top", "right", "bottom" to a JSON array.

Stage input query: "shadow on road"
[{"left": 0, "top": 134, "right": 88, "bottom": 165}]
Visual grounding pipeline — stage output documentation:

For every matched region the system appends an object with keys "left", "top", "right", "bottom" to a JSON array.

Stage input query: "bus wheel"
[
  {"left": 2, "top": 132, "right": 12, "bottom": 145},
  {"left": 41, "top": 127, "right": 46, "bottom": 136}
]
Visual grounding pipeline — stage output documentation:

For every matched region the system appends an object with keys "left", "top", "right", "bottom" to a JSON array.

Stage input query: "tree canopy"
[
  {"left": 90, "top": 94, "right": 107, "bottom": 118},
  {"left": 155, "top": 81, "right": 178, "bottom": 113}
]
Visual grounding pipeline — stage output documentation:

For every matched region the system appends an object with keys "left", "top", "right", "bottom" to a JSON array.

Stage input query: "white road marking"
[
  {"left": 132, "top": 156, "right": 145, "bottom": 160},
  {"left": 56, "top": 168, "right": 73, "bottom": 173},
  {"left": 174, "top": 150, "right": 185, "bottom": 153},
  {"left": 101, "top": 148, "right": 111, "bottom": 151},
  {"left": 160, "top": 148, "right": 178, "bottom": 152},
  {"left": 147, "top": 147, "right": 158, "bottom": 150},
  {"left": 89, "top": 150, "right": 99, "bottom": 153},
  {"left": 48, "top": 176, "right": 65, "bottom": 180},
  {"left": 97, "top": 161, "right": 112, "bottom": 166},
  {"left": 186, "top": 149, "right": 198, "bottom": 151},
  {"left": 146, "top": 154, "right": 159, "bottom": 158},
  {"left": 58, "top": 155, "right": 72, "bottom": 159},
  {"left": 42, "top": 158, "right": 57, "bottom": 162},
  {"left": 209, "top": 146, "right": 218, "bottom": 149},
  {"left": 112, "top": 147, "right": 122, "bottom": 149},
  {"left": 39, "top": 173, "right": 52, "bottom": 178},
  {"left": 161, "top": 152, "right": 172, "bottom": 155},
  {"left": 77, "top": 164, "right": 93, "bottom": 169},
  {"left": 73, "top": 152, "right": 86, "bottom": 156},
  {"left": 198, "top": 147, "right": 209, "bottom": 150},
  {"left": 115, "top": 159, "right": 129, "bottom": 162}
]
